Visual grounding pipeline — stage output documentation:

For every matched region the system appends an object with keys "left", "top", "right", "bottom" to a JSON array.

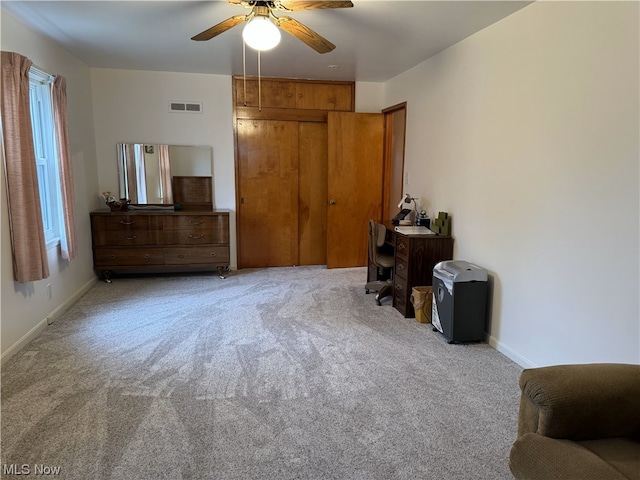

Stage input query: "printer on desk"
[{"left": 432, "top": 260, "right": 488, "bottom": 344}]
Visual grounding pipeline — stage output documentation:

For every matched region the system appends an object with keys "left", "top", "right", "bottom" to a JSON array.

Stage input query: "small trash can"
[{"left": 411, "top": 286, "right": 433, "bottom": 324}]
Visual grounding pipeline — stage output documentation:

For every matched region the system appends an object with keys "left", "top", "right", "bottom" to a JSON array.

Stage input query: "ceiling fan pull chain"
[
  {"left": 242, "top": 40, "right": 247, "bottom": 107},
  {"left": 258, "top": 50, "right": 262, "bottom": 112}
]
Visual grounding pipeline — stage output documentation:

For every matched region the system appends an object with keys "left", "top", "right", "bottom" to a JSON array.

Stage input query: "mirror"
[{"left": 117, "top": 144, "right": 213, "bottom": 208}]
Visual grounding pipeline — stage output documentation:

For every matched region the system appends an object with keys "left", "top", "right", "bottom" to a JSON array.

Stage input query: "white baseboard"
[
  {"left": 487, "top": 334, "right": 536, "bottom": 369},
  {"left": 1, "top": 277, "right": 98, "bottom": 366},
  {"left": 46, "top": 277, "right": 98, "bottom": 325},
  {"left": 0, "top": 318, "right": 49, "bottom": 367}
]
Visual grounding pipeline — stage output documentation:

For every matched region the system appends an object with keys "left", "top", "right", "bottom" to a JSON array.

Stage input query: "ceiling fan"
[{"left": 191, "top": 0, "right": 354, "bottom": 54}]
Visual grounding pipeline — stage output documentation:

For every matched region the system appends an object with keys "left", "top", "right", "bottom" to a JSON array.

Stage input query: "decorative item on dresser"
[{"left": 90, "top": 210, "right": 230, "bottom": 282}]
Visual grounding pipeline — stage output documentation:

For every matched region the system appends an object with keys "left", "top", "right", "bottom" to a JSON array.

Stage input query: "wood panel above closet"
[
  {"left": 233, "top": 77, "right": 365, "bottom": 269},
  {"left": 234, "top": 77, "right": 355, "bottom": 112}
]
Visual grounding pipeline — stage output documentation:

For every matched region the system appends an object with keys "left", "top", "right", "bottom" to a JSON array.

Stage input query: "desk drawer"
[
  {"left": 393, "top": 281, "right": 408, "bottom": 315},
  {"left": 394, "top": 255, "right": 409, "bottom": 280},
  {"left": 395, "top": 235, "right": 410, "bottom": 260}
]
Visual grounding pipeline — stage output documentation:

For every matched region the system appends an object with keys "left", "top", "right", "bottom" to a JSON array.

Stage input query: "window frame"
[{"left": 28, "top": 67, "right": 62, "bottom": 248}]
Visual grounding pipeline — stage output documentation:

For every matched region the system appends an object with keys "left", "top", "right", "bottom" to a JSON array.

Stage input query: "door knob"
[{"left": 329, "top": 199, "right": 337, "bottom": 205}]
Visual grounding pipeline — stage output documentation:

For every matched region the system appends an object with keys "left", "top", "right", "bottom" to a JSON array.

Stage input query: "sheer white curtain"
[
  {"left": 124, "top": 143, "right": 138, "bottom": 202},
  {"left": 134, "top": 143, "right": 147, "bottom": 203},
  {"left": 158, "top": 144, "right": 173, "bottom": 204}
]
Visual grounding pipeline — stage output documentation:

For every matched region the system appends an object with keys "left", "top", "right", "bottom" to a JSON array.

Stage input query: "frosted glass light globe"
[{"left": 242, "top": 16, "right": 281, "bottom": 51}]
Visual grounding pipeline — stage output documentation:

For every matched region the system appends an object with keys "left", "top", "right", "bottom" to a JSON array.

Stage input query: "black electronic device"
[{"left": 391, "top": 208, "right": 412, "bottom": 225}]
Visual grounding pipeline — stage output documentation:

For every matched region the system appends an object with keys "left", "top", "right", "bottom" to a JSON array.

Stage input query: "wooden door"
[
  {"left": 237, "top": 119, "right": 299, "bottom": 267},
  {"left": 327, "top": 112, "right": 384, "bottom": 268},
  {"left": 298, "top": 122, "right": 328, "bottom": 265},
  {"left": 382, "top": 103, "right": 407, "bottom": 223}
]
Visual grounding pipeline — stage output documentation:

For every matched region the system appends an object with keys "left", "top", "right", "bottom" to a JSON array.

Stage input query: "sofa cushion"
[
  {"left": 580, "top": 437, "right": 640, "bottom": 480},
  {"left": 510, "top": 433, "right": 637, "bottom": 480}
]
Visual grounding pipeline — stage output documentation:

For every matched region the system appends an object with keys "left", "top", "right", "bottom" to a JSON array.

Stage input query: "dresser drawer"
[
  {"left": 91, "top": 215, "right": 152, "bottom": 246},
  {"left": 162, "top": 215, "right": 213, "bottom": 231},
  {"left": 160, "top": 230, "right": 220, "bottom": 245},
  {"left": 163, "top": 214, "right": 229, "bottom": 244},
  {"left": 94, "top": 248, "right": 164, "bottom": 267},
  {"left": 165, "top": 247, "right": 230, "bottom": 265}
]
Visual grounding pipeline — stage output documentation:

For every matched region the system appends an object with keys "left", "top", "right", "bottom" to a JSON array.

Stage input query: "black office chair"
[{"left": 365, "top": 219, "right": 394, "bottom": 305}]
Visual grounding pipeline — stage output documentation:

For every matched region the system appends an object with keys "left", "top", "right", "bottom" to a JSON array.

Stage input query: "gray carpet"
[{"left": 1, "top": 266, "right": 522, "bottom": 479}]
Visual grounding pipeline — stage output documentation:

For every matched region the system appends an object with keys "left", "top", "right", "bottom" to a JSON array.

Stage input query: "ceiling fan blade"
[
  {"left": 275, "top": 1, "right": 353, "bottom": 11},
  {"left": 276, "top": 16, "right": 335, "bottom": 53},
  {"left": 191, "top": 15, "right": 246, "bottom": 41}
]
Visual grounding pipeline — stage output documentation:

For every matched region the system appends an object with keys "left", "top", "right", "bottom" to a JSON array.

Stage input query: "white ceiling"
[{"left": 2, "top": 0, "right": 532, "bottom": 82}]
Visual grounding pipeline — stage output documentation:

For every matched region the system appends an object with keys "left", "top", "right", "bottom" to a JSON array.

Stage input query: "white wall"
[
  {"left": 90, "top": 68, "right": 238, "bottom": 268},
  {"left": 1, "top": 10, "right": 99, "bottom": 361},
  {"left": 384, "top": 2, "right": 639, "bottom": 367},
  {"left": 3, "top": 2, "right": 638, "bottom": 369},
  {"left": 355, "top": 81, "right": 384, "bottom": 113}
]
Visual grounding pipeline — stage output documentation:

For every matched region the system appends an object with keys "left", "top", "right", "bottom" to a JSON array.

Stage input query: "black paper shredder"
[{"left": 432, "top": 260, "right": 488, "bottom": 343}]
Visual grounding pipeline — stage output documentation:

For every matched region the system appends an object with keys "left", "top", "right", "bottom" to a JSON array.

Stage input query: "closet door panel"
[
  {"left": 237, "top": 119, "right": 299, "bottom": 267},
  {"left": 298, "top": 122, "right": 328, "bottom": 265}
]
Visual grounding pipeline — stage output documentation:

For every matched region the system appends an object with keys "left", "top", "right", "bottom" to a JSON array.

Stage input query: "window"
[{"left": 29, "top": 67, "right": 62, "bottom": 246}]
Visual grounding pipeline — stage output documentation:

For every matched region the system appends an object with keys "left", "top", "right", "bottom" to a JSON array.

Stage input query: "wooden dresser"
[
  {"left": 90, "top": 210, "right": 229, "bottom": 282},
  {"left": 391, "top": 230, "right": 454, "bottom": 318}
]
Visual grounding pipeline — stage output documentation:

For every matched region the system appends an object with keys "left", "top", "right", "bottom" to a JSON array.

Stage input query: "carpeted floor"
[{"left": 1, "top": 266, "right": 523, "bottom": 479}]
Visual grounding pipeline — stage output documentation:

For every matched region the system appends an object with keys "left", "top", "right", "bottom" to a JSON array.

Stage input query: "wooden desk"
[{"left": 386, "top": 224, "right": 454, "bottom": 318}]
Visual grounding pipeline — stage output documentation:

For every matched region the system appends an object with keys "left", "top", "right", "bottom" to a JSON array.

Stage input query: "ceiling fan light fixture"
[{"left": 242, "top": 16, "right": 281, "bottom": 51}]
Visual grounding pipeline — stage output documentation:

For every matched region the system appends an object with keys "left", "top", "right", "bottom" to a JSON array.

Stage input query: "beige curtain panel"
[
  {"left": 1, "top": 51, "right": 50, "bottom": 283},
  {"left": 52, "top": 75, "right": 78, "bottom": 261}
]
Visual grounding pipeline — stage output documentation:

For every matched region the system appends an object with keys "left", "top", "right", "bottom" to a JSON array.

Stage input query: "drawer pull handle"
[
  {"left": 122, "top": 235, "right": 137, "bottom": 240},
  {"left": 178, "top": 254, "right": 185, "bottom": 259},
  {"left": 188, "top": 234, "right": 205, "bottom": 239},
  {"left": 120, "top": 220, "right": 136, "bottom": 225},
  {"left": 395, "top": 284, "right": 403, "bottom": 291},
  {"left": 189, "top": 219, "right": 204, "bottom": 225},
  {"left": 210, "top": 252, "right": 217, "bottom": 257},
  {"left": 144, "top": 254, "right": 150, "bottom": 258},
  {"left": 109, "top": 255, "right": 116, "bottom": 259},
  {"left": 397, "top": 264, "right": 405, "bottom": 271},
  {"left": 397, "top": 243, "right": 405, "bottom": 251}
]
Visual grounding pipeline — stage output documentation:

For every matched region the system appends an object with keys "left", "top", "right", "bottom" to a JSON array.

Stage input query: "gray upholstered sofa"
[{"left": 509, "top": 363, "right": 640, "bottom": 480}]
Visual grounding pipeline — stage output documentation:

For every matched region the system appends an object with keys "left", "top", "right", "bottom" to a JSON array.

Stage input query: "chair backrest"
[{"left": 368, "top": 219, "right": 387, "bottom": 266}]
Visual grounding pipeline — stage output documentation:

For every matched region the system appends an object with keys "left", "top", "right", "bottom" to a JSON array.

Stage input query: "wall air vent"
[{"left": 169, "top": 101, "right": 203, "bottom": 113}]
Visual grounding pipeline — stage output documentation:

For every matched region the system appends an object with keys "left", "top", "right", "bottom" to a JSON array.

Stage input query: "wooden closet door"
[
  {"left": 327, "top": 112, "right": 384, "bottom": 268},
  {"left": 298, "top": 122, "right": 328, "bottom": 265},
  {"left": 237, "top": 119, "right": 299, "bottom": 267}
]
